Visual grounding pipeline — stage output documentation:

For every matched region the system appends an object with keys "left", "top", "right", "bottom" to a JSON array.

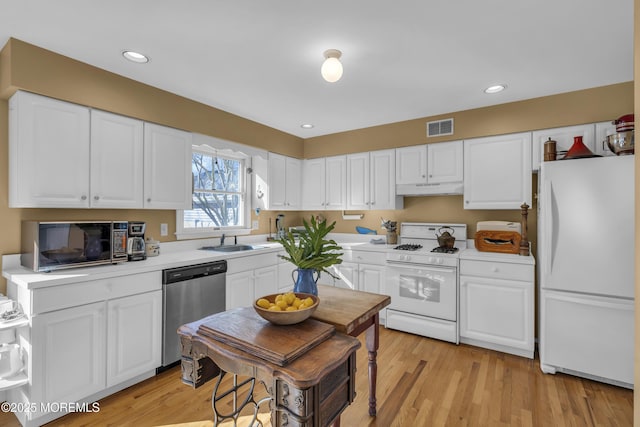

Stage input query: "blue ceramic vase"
[{"left": 292, "top": 268, "right": 319, "bottom": 296}]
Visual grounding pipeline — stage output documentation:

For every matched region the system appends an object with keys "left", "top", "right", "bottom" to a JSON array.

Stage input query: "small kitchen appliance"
[
  {"left": 127, "top": 221, "right": 147, "bottom": 261},
  {"left": 21, "top": 221, "right": 128, "bottom": 272},
  {"left": 275, "top": 214, "right": 286, "bottom": 240},
  {"left": 385, "top": 222, "right": 467, "bottom": 344}
]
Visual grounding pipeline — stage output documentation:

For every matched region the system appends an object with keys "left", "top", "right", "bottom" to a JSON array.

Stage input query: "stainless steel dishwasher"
[{"left": 160, "top": 260, "right": 227, "bottom": 370}]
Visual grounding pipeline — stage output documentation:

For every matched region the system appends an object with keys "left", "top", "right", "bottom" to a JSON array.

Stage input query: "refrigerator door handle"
[{"left": 542, "top": 179, "right": 553, "bottom": 277}]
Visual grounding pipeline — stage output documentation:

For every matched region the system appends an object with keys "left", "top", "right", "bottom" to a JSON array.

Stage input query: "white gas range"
[{"left": 385, "top": 222, "right": 467, "bottom": 344}]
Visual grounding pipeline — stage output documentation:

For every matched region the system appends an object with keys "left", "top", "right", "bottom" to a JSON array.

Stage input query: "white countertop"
[
  {"left": 1, "top": 233, "right": 391, "bottom": 290},
  {"left": 459, "top": 248, "right": 535, "bottom": 265},
  {"left": 3, "top": 234, "right": 534, "bottom": 290}
]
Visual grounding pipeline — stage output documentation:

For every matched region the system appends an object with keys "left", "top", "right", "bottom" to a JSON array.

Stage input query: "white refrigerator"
[{"left": 538, "top": 155, "right": 634, "bottom": 388}]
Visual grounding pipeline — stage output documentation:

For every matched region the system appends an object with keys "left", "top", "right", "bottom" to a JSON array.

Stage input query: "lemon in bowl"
[{"left": 254, "top": 292, "right": 319, "bottom": 325}]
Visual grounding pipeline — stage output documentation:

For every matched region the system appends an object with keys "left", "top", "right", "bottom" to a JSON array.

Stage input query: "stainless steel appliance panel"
[{"left": 161, "top": 260, "right": 227, "bottom": 368}]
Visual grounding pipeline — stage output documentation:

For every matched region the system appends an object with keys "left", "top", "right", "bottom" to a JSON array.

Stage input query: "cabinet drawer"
[
  {"left": 460, "top": 259, "right": 533, "bottom": 282},
  {"left": 351, "top": 250, "right": 385, "bottom": 265},
  {"left": 227, "top": 252, "right": 278, "bottom": 274},
  {"left": 32, "top": 271, "right": 161, "bottom": 314}
]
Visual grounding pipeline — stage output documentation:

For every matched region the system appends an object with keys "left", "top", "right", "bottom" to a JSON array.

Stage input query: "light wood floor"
[{"left": 0, "top": 327, "right": 633, "bottom": 427}]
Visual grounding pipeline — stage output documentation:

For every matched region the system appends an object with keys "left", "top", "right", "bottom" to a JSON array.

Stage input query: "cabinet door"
[
  {"left": 143, "top": 123, "right": 193, "bottom": 209},
  {"left": 463, "top": 132, "right": 532, "bottom": 209},
  {"left": 346, "top": 153, "right": 370, "bottom": 210},
  {"left": 9, "top": 90, "right": 91, "bottom": 208},
  {"left": 90, "top": 110, "right": 144, "bottom": 208},
  {"left": 332, "top": 262, "right": 359, "bottom": 290},
  {"left": 396, "top": 145, "right": 427, "bottom": 184},
  {"left": 359, "top": 264, "right": 386, "bottom": 294},
  {"left": 277, "top": 261, "right": 296, "bottom": 293},
  {"left": 531, "top": 124, "right": 595, "bottom": 170},
  {"left": 226, "top": 271, "right": 254, "bottom": 309},
  {"left": 302, "top": 158, "right": 325, "bottom": 210},
  {"left": 106, "top": 290, "right": 162, "bottom": 387},
  {"left": 325, "top": 155, "right": 347, "bottom": 210},
  {"left": 370, "top": 149, "right": 400, "bottom": 210},
  {"left": 32, "top": 302, "right": 106, "bottom": 406},
  {"left": 427, "top": 141, "right": 463, "bottom": 184},
  {"left": 254, "top": 266, "right": 278, "bottom": 299},
  {"left": 285, "top": 157, "right": 302, "bottom": 210},
  {"left": 459, "top": 276, "right": 533, "bottom": 352},
  {"left": 268, "top": 152, "right": 287, "bottom": 209}
]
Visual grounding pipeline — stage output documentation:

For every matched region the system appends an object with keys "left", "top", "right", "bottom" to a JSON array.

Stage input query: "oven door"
[{"left": 386, "top": 262, "right": 457, "bottom": 321}]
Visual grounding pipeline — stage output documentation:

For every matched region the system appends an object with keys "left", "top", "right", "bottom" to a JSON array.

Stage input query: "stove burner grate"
[
  {"left": 431, "top": 246, "right": 459, "bottom": 254},
  {"left": 394, "top": 244, "right": 423, "bottom": 251}
]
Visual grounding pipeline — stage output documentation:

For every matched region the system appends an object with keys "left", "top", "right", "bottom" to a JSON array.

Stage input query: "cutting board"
[
  {"left": 475, "top": 230, "right": 521, "bottom": 254},
  {"left": 198, "top": 307, "right": 335, "bottom": 366}
]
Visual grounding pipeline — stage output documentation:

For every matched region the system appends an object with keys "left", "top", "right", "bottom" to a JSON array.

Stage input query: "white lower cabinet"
[
  {"left": 33, "top": 302, "right": 106, "bottom": 408},
  {"left": 106, "top": 291, "right": 162, "bottom": 387},
  {"left": 7, "top": 271, "right": 161, "bottom": 427},
  {"left": 459, "top": 252, "right": 535, "bottom": 358},
  {"left": 332, "top": 261, "right": 359, "bottom": 290},
  {"left": 226, "top": 253, "right": 278, "bottom": 309}
]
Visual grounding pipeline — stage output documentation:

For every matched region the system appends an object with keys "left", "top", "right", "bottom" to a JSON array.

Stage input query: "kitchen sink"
[{"left": 200, "top": 244, "right": 263, "bottom": 252}]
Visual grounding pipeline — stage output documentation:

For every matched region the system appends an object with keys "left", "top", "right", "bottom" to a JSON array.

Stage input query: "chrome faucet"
[{"left": 220, "top": 234, "right": 226, "bottom": 246}]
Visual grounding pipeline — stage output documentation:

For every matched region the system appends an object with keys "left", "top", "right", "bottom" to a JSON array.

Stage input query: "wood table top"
[{"left": 312, "top": 284, "right": 391, "bottom": 335}]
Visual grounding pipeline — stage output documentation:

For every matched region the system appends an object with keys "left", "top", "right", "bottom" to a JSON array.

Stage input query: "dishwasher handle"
[{"left": 162, "top": 260, "right": 227, "bottom": 284}]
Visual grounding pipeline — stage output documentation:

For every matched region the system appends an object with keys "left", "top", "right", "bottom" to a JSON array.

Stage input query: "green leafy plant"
[{"left": 278, "top": 216, "right": 343, "bottom": 278}]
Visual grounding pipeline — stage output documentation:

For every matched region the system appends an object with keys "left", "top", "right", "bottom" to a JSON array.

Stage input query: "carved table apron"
[{"left": 179, "top": 315, "right": 360, "bottom": 427}]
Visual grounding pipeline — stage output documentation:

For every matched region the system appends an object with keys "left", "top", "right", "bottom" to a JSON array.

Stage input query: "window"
[{"left": 177, "top": 146, "right": 250, "bottom": 238}]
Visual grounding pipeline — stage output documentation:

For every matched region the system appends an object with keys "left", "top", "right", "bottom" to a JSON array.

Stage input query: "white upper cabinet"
[
  {"left": 302, "top": 157, "right": 326, "bottom": 210},
  {"left": 346, "top": 152, "right": 370, "bottom": 210},
  {"left": 396, "top": 141, "right": 463, "bottom": 195},
  {"left": 9, "top": 91, "right": 192, "bottom": 210},
  {"left": 90, "top": 110, "right": 144, "bottom": 208},
  {"left": 325, "top": 155, "right": 347, "bottom": 210},
  {"left": 396, "top": 145, "right": 427, "bottom": 184},
  {"left": 347, "top": 149, "right": 402, "bottom": 210},
  {"left": 464, "top": 132, "right": 532, "bottom": 209},
  {"left": 143, "top": 123, "right": 193, "bottom": 210},
  {"left": 531, "top": 124, "right": 595, "bottom": 170},
  {"left": 268, "top": 152, "right": 302, "bottom": 210},
  {"left": 427, "top": 140, "right": 463, "bottom": 184},
  {"left": 9, "top": 90, "right": 91, "bottom": 208},
  {"left": 302, "top": 155, "right": 346, "bottom": 210}
]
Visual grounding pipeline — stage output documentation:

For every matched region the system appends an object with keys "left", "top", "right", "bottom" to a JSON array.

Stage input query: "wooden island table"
[{"left": 179, "top": 285, "right": 390, "bottom": 426}]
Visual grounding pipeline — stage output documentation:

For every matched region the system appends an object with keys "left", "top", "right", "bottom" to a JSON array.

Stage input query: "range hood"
[{"left": 396, "top": 182, "right": 463, "bottom": 196}]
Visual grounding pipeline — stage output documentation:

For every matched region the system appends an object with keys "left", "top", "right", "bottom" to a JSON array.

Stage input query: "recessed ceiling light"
[
  {"left": 122, "top": 50, "right": 150, "bottom": 63},
  {"left": 301, "top": 124, "right": 314, "bottom": 129},
  {"left": 484, "top": 84, "right": 507, "bottom": 94}
]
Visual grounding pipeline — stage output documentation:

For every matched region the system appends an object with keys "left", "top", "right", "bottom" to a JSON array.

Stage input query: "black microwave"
[{"left": 21, "top": 221, "right": 129, "bottom": 272}]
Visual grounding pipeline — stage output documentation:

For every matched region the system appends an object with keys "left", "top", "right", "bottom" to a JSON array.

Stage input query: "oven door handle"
[{"left": 386, "top": 262, "right": 456, "bottom": 275}]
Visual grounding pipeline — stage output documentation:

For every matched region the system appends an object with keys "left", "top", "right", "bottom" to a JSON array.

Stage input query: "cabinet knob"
[
  {"left": 147, "top": 198, "right": 151, "bottom": 203},
  {"left": 429, "top": 174, "right": 433, "bottom": 178},
  {"left": 94, "top": 196, "right": 100, "bottom": 201},
  {"left": 81, "top": 195, "right": 87, "bottom": 200},
  {"left": 491, "top": 266, "right": 499, "bottom": 272},
  {"left": 465, "top": 200, "right": 469, "bottom": 204},
  {"left": 422, "top": 174, "right": 426, "bottom": 178}
]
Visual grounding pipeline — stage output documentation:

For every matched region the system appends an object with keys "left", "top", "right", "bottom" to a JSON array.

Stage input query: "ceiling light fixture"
[
  {"left": 484, "top": 84, "right": 507, "bottom": 94},
  {"left": 321, "top": 49, "right": 343, "bottom": 83},
  {"left": 122, "top": 50, "right": 150, "bottom": 63},
  {"left": 301, "top": 123, "right": 315, "bottom": 129}
]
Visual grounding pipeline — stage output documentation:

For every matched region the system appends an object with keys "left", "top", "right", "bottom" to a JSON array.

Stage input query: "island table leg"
[{"left": 365, "top": 313, "right": 380, "bottom": 416}]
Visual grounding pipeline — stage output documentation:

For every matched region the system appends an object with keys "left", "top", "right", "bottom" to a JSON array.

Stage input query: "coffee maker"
[{"left": 127, "top": 221, "right": 146, "bottom": 261}]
